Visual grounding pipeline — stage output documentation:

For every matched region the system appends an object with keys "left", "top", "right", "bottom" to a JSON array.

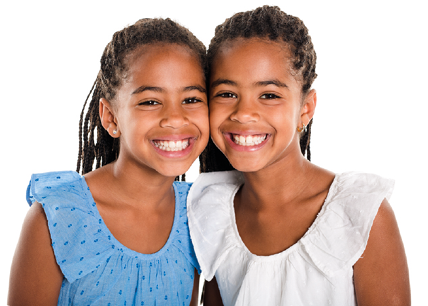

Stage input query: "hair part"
[
  {"left": 200, "top": 5, "right": 316, "bottom": 173},
  {"left": 77, "top": 18, "right": 207, "bottom": 180}
]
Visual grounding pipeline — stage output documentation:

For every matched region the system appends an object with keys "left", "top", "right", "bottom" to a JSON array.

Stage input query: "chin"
[
  {"left": 156, "top": 165, "right": 190, "bottom": 179},
  {"left": 228, "top": 158, "right": 265, "bottom": 173}
]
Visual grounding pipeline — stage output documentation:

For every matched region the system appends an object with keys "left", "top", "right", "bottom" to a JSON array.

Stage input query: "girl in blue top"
[{"left": 8, "top": 18, "right": 209, "bottom": 306}]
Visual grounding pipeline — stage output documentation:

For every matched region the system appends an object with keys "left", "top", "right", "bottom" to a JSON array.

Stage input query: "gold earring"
[{"left": 296, "top": 123, "right": 306, "bottom": 133}]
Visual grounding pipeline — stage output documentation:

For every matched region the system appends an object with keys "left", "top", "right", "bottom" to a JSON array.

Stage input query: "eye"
[
  {"left": 139, "top": 100, "right": 160, "bottom": 106},
  {"left": 182, "top": 97, "right": 203, "bottom": 104},
  {"left": 260, "top": 93, "right": 280, "bottom": 99},
  {"left": 216, "top": 92, "right": 237, "bottom": 99}
]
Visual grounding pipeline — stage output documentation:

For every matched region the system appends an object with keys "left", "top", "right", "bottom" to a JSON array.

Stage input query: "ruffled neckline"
[
  {"left": 188, "top": 170, "right": 394, "bottom": 281},
  {"left": 80, "top": 176, "right": 181, "bottom": 260},
  {"left": 228, "top": 174, "right": 338, "bottom": 263}
]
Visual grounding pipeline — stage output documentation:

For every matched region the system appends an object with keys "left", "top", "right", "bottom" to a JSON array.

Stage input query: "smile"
[
  {"left": 153, "top": 139, "right": 189, "bottom": 151},
  {"left": 232, "top": 134, "right": 267, "bottom": 146}
]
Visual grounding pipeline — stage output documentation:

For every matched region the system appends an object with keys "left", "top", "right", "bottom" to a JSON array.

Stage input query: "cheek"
[
  {"left": 208, "top": 104, "right": 225, "bottom": 131},
  {"left": 191, "top": 107, "right": 210, "bottom": 133},
  {"left": 270, "top": 105, "right": 299, "bottom": 127}
]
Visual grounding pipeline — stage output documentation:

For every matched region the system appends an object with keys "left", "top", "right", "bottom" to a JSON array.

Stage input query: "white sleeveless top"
[{"left": 187, "top": 171, "right": 394, "bottom": 306}]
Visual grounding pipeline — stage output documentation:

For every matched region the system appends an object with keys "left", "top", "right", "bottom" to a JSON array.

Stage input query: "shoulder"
[
  {"left": 21, "top": 200, "right": 53, "bottom": 240},
  {"left": 27, "top": 170, "right": 85, "bottom": 206},
  {"left": 352, "top": 198, "right": 410, "bottom": 305},
  {"left": 187, "top": 170, "right": 244, "bottom": 220},
  {"left": 188, "top": 171, "right": 244, "bottom": 208},
  {"left": 325, "top": 171, "right": 394, "bottom": 221},
  {"left": 333, "top": 172, "right": 394, "bottom": 197},
  {"left": 8, "top": 201, "right": 63, "bottom": 305},
  {"left": 25, "top": 171, "right": 115, "bottom": 283},
  {"left": 300, "top": 171, "right": 395, "bottom": 276},
  {"left": 26, "top": 170, "right": 95, "bottom": 236},
  {"left": 187, "top": 171, "right": 244, "bottom": 281}
]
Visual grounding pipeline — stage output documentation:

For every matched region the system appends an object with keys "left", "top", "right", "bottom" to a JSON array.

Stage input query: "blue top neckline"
[{"left": 79, "top": 175, "right": 180, "bottom": 260}]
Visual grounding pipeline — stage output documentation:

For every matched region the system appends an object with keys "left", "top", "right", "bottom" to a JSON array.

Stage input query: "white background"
[{"left": 1, "top": 0, "right": 427, "bottom": 304}]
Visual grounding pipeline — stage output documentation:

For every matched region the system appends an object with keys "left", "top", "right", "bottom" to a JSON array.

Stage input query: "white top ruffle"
[{"left": 187, "top": 171, "right": 394, "bottom": 306}]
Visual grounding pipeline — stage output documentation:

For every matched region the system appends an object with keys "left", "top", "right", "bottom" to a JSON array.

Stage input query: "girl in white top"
[{"left": 187, "top": 6, "right": 410, "bottom": 306}]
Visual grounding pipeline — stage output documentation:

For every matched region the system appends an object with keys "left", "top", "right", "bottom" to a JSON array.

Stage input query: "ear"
[
  {"left": 99, "top": 98, "right": 120, "bottom": 138},
  {"left": 300, "top": 89, "right": 317, "bottom": 126}
]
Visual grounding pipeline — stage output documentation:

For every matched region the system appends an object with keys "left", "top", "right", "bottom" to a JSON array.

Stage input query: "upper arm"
[
  {"left": 203, "top": 277, "right": 224, "bottom": 306},
  {"left": 8, "top": 201, "right": 63, "bottom": 306},
  {"left": 353, "top": 199, "right": 410, "bottom": 306}
]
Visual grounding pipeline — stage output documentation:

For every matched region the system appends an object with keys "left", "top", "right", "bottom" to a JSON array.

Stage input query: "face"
[
  {"left": 102, "top": 43, "right": 209, "bottom": 177},
  {"left": 209, "top": 38, "right": 315, "bottom": 172}
]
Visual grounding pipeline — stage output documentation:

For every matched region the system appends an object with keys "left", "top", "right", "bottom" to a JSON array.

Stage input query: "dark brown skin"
[
  {"left": 354, "top": 199, "right": 411, "bottom": 305},
  {"left": 203, "top": 38, "right": 410, "bottom": 306},
  {"left": 8, "top": 202, "right": 63, "bottom": 305},
  {"left": 8, "top": 44, "right": 208, "bottom": 305}
]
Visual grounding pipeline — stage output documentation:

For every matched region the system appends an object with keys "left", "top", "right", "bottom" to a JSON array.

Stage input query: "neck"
[
  {"left": 240, "top": 150, "right": 314, "bottom": 209},
  {"left": 96, "top": 154, "right": 177, "bottom": 209}
]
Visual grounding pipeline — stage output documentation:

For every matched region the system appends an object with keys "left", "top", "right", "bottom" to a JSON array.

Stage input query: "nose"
[
  {"left": 159, "top": 104, "right": 189, "bottom": 129},
  {"left": 229, "top": 97, "right": 260, "bottom": 124}
]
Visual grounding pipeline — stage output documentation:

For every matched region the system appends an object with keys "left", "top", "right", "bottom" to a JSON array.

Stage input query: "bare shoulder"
[
  {"left": 353, "top": 199, "right": 411, "bottom": 306},
  {"left": 8, "top": 201, "right": 63, "bottom": 306}
]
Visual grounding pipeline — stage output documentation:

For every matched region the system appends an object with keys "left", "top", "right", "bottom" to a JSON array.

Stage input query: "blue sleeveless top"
[{"left": 26, "top": 171, "right": 200, "bottom": 306}]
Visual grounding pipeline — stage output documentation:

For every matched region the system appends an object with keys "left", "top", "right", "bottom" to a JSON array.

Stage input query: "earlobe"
[{"left": 99, "top": 98, "right": 120, "bottom": 137}]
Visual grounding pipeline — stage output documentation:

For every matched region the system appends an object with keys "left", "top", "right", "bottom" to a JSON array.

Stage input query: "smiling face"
[
  {"left": 209, "top": 38, "right": 315, "bottom": 172},
  {"left": 101, "top": 43, "right": 209, "bottom": 177}
]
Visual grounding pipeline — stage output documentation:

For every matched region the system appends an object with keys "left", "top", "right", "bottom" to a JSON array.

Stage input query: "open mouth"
[
  {"left": 153, "top": 139, "right": 189, "bottom": 152},
  {"left": 232, "top": 134, "right": 267, "bottom": 146}
]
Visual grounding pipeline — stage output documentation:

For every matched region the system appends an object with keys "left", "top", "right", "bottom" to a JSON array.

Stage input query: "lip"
[
  {"left": 151, "top": 135, "right": 197, "bottom": 158},
  {"left": 151, "top": 134, "right": 195, "bottom": 141},
  {"left": 223, "top": 132, "right": 270, "bottom": 152}
]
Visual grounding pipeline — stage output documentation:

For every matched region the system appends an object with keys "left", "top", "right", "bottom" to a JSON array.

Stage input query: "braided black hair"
[
  {"left": 200, "top": 6, "right": 316, "bottom": 173},
  {"left": 77, "top": 18, "right": 207, "bottom": 181}
]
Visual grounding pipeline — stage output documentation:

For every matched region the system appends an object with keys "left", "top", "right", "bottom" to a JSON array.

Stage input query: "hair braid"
[
  {"left": 77, "top": 18, "right": 206, "bottom": 180},
  {"left": 200, "top": 6, "right": 316, "bottom": 173},
  {"left": 76, "top": 78, "right": 97, "bottom": 172},
  {"left": 299, "top": 119, "right": 313, "bottom": 161}
]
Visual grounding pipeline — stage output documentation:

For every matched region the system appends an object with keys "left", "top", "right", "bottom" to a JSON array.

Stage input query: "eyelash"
[
  {"left": 215, "top": 92, "right": 280, "bottom": 99},
  {"left": 139, "top": 97, "right": 202, "bottom": 106},
  {"left": 260, "top": 93, "right": 280, "bottom": 99},
  {"left": 182, "top": 97, "right": 203, "bottom": 104},
  {"left": 139, "top": 100, "right": 159, "bottom": 106},
  {"left": 216, "top": 92, "right": 237, "bottom": 98}
]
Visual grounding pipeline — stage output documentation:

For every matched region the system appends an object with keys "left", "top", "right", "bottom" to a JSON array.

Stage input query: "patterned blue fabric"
[{"left": 26, "top": 171, "right": 200, "bottom": 306}]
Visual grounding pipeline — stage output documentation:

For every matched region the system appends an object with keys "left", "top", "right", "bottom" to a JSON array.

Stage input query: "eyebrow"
[
  {"left": 254, "top": 79, "right": 288, "bottom": 88},
  {"left": 131, "top": 85, "right": 206, "bottom": 95},
  {"left": 210, "top": 78, "right": 288, "bottom": 89},
  {"left": 183, "top": 85, "right": 206, "bottom": 93},
  {"left": 210, "top": 78, "right": 238, "bottom": 89},
  {"left": 132, "top": 86, "right": 163, "bottom": 95}
]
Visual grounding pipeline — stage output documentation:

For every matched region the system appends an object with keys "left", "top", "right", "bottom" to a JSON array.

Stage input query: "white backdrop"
[{"left": 1, "top": 0, "right": 426, "bottom": 304}]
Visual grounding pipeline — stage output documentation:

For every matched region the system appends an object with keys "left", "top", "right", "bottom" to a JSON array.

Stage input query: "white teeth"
[
  {"left": 233, "top": 134, "right": 267, "bottom": 146},
  {"left": 154, "top": 139, "right": 189, "bottom": 151}
]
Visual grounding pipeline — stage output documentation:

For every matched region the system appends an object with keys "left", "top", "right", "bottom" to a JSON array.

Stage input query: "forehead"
[
  {"left": 112, "top": 43, "right": 205, "bottom": 103},
  {"left": 127, "top": 43, "right": 202, "bottom": 77},
  {"left": 210, "top": 38, "right": 297, "bottom": 86}
]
